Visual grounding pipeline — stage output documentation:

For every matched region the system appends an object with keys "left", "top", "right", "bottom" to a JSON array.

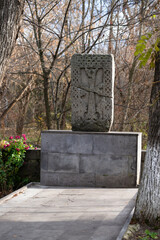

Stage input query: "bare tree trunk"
[
  {"left": 87, "top": 0, "right": 94, "bottom": 49},
  {"left": 133, "top": 46, "right": 160, "bottom": 227},
  {"left": 43, "top": 74, "right": 51, "bottom": 129},
  {"left": 81, "top": 0, "right": 85, "bottom": 52},
  {"left": 60, "top": 13, "right": 70, "bottom": 130},
  {"left": 120, "top": 0, "right": 144, "bottom": 131},
  {"left": 0, "top": 0, "right": 25, "bottom": 97},
  {"left": 119, "top": 57, "right": 138, "bottom": 131},
  {"left": 16, "top": 91, "right": 30, "bottom": 135},
  {"left": 60, "top": 82, "right": 71, "bottom": 129},
  {"left": 108, "top": 0, "right": 113, "bottom": 54},
  {"left": 0, "top": 77, "right": 33, "bottom": 123}
]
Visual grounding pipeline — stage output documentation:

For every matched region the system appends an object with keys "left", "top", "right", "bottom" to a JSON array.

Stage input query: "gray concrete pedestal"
[{"left": 41, "top": 131, "right": 141, "bottom": 188}]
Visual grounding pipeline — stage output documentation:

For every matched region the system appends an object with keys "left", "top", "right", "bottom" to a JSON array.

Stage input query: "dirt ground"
[
  {"left": 123, "top": 223, "right": 160, "bottom": 239},
  {"left": 0, "top": 190, "right": 12, "bottom": 199}
]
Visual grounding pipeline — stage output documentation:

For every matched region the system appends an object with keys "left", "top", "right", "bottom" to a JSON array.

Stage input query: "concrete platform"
[
  {"left": 0, "top": 184, "right": 137, "bottom": 240},
  {"left": 41, "top": 131, "right": 142, "bottom": 188}
]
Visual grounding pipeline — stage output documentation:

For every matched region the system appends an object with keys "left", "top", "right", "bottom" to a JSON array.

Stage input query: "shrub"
[{"left": 0, "top": 134, "right": 32, "bottom": 193}]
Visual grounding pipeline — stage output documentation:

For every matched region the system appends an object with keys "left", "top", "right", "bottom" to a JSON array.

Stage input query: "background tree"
[
  {"left": 134, "top": 42, "right": 160, "bottom": 226},
  {"left": 14, "top": 0, "right": 121, "bottom": 129},
  {"left": 132, "top": 10, "right": 160, "bottom": 224},
  {"left": 0, "top": 0, "right": 25, "bottom": 99},
  {"left": 0, "top": 0, "right": 159, "bottom": 147}
]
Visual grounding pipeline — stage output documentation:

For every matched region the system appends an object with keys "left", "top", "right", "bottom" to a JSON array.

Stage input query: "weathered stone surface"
[
  {"left": 41, "top": 131, "right": 142, "bottom": 187},
  {"left": 41, "top": 171, "right": 96, "bottom": 187},
  {"left": 48, "top": 153, "right": 79, "bottom": 173},
  {"left": 0, "top": 186, "right": 137, "bottom": 240},
  {"left": 71, "top": 54, "right": 115, "bottom": 132}
]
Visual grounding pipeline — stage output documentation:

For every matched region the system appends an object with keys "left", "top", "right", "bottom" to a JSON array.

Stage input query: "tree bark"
[
  {"left": 0, "top": 0, "right": 25, "bottom": 97},
  {"left": 81, "top": 0, "right": 85, "bottom": 52},
  {"left": 133, "top": 47, "right": 160, "bottom": 226},
  {"left": 16, "top": 91, "right": 30, "bottom": 135},
  {"left": 43, "top": 74, "right": 51, "bottom": 129}
]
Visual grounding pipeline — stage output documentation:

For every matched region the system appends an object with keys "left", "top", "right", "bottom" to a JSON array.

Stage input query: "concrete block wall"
[{"left": 41, "top": 131, "right": 142, "bottom": 188}]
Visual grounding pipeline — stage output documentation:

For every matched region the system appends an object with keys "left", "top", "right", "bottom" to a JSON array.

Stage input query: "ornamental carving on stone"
[{"left": 71, "top": 54, "right": 115, "bottom": 132}]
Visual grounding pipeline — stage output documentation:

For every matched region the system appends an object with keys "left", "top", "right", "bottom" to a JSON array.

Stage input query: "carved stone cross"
[{"left": 71, "top": 54, "right": 115, "bottom": 132}]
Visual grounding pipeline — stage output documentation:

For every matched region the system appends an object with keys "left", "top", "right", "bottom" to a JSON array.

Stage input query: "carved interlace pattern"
[{"left": 71, "top": 54, "right": 114, "bottom": 131}]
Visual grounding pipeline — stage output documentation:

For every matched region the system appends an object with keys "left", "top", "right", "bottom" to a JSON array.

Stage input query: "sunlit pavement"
[{"left": 0, "top": 184, "right": 137, "bottom": 240}]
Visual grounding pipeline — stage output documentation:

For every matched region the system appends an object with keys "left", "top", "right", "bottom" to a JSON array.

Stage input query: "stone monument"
[
  {"left": 40, "top": 54, "right": 142, "bottom": 188},
  {"left": 71, "top": 54, "right": 114, "bottom": 132}
]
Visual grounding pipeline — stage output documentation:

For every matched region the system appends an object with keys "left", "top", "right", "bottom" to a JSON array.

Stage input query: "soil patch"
[
  {"left": 0, "top": 190, "right": 13, "bottom": 199},
  {"left": 123, "top": 223, "right": 160, "bottom": 239}
]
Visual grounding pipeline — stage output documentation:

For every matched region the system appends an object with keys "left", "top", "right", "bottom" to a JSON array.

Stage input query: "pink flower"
[
  {"left": 0, "top": 140, "right": 9, "bottom": 149},
  {"left": 22, "top": 134, "right": 27, "bottom": 140},
  {"left": 23, "top": 141, "right": 26, "bottom": 144},
  {"left": 35, "top": 147, "right": 37, "bottom": 150},
  {"left": 16, "top": 148, "right": 20, "bottom": 151},
  {"left": 15, "top": 136, "right": 20, "bottom": 139},
  {"left": 4, "top": 144, "right": 10, "bottom": 148},
  {"left": 9, "top": 136, "right": 13, "bottom": 139},
  {"left": 25, "top": 147, "right": 29, "bottom": 150}
]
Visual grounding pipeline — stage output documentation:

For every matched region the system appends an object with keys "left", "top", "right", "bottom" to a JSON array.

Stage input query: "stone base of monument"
[{"left": 41, "top": 131, "right": 142, "bottom": 188}]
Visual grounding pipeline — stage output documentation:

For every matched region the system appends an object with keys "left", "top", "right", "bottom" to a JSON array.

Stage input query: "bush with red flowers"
[{"left": 0, "top": 134, "right": 32, "bottom": 193}]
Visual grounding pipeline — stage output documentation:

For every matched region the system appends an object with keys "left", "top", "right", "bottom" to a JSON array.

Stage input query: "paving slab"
[{"left": 0, "top": 184, "right": 137, "bottom": 240}]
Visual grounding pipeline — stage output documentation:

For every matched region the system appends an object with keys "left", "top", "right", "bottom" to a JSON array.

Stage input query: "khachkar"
[
  {"left": 71, "top": 54, "right": 115, "bottom": 131},
  {"left": 41, "top": 54, "right": 141, "bottom": 188}
]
